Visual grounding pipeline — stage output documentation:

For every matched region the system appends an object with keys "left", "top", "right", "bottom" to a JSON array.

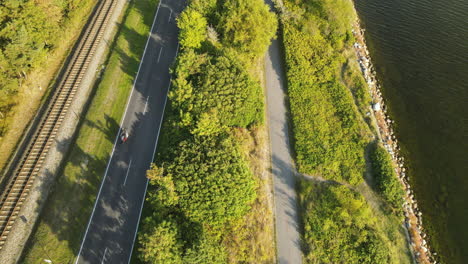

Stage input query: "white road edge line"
[
  {"left": 157, "top": 47, "right": 163, "bottom": 63},
  {"left": 175, "top": 42, "right": 179, "bottom": 57},
  {"left": 126, "top": 49, "right": 179, "bottom": 264},
  {"left": 168, "top": 10, "right": 172, "bottom": 22},
  {"left": 74, "top": 1, "right": 163, "bottom": 263},
  {"left": 101, "top": 248, "right": 108, "bottom": 264},
  {"left": 123, "top": 159, "right": 133, "bottom": 186},
  {"left": 143, "top": 96, "right": 149, "bottom": 113}
]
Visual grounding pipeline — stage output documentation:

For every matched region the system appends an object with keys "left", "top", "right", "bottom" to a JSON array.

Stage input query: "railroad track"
[{"left": 0, "top": 0, "right": 117, "bottom": 250}]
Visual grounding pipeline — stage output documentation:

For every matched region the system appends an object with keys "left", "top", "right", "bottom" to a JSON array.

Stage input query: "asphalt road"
[
  {"left": 265, "top": 3, "right": 303, "bottom": 263},
  {"left": 75, "top": 0, "right": 185, "bottom": 263}
]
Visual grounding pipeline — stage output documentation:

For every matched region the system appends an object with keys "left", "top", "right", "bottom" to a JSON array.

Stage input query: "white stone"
[{"left": 373, "top": 102, "right": 381, "bottom": 111}]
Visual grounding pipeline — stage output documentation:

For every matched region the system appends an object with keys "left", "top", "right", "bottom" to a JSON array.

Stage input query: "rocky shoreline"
[{"left": 351, "top": 19, "right": 438, "bottom": 264}]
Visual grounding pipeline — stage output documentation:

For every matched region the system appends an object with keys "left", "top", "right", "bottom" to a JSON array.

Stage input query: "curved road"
[
  {"left": 265, "top": 1, "right": 303, "bottom": 263},
  {"left": 75, "top": 0, "right": 185, "bottom": 263}
]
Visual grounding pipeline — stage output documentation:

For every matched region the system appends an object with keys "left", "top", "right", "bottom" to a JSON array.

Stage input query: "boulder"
[{"left": 373, "top": 102, "right": 381, "bottom": 111}]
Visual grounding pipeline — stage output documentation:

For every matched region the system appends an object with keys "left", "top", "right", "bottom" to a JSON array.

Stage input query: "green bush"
[
  {"left": 370, "top": 143, "right": 405, "bottom": 212},
  {"left": 177, "top": 7, "right": 207, "bottom": 49},
  {"left": 281, "top": 5, "right": 367, "bottom": 185},
  {"left": 138, "top": 216, "right": 227, "bottom": 264},
  {"left": 139, "top": 219, "right": 184, "bottom": 264},
  {"left": 182, "top": 233, "right": 227, "bottom": 264},
  {"left": 149, "top": 133, "right": 257, "bottom": 227},
  {"left": 170, "top": 51, "right": 264, "bottom": 128},
  {"left": 187, "top": 0, "right": 218, "bottom": 17},
  {"left": 218, "top": 0, "right": 277, "bottom": 58},
  {"left": 300, "top": 182, "right": 390, "bottom": 264}
]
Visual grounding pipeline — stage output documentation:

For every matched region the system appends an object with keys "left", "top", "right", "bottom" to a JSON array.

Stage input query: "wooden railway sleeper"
[
  {"left": 21, "top": 160, "right": 39, "bottom": 168},
  {"left": 27, "top": 149, "right": 43, "bottom": 155},
  {"left": 26, "top": 147, "right": 44, "bottom": 155},
  {"left": 22, "top": 161, "right": 39, "bottom": 167}
]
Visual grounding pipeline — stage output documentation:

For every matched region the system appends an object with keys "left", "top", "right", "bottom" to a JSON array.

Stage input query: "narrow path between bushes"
[{"left": 265, "top": 2, "right": 303, "bottom": 263}]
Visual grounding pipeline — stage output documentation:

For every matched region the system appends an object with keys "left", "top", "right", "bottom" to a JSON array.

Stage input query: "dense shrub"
[
  {"left": 138, "top": 0, "right": 277, "bottom": 262},
  {"left": 370, "top": 143, "right": 405, "bottom": 212},
  {"left": 281, "top": 0, "right": 368, "bottom": 185},
  {"left": 170, "top": 51, "right": 263, "bottom": 128},
  {"left": 218, "top": 0, "right": 277, "bottom": 58},
  {"left": 139, "top": 217, "right": 227, "bottom": 264},
  {"left": 139, "top": 219, "right": 184, "bottom": 264},
  {"left": 183, "top": 233, "right": 227, "bottom": 264},
  {"left": 187, "top": 0, "right": 218, "bottom": 17},
  {"left": 177, "top": 7, "right": 207, "bottom": 49},
  {"left": 148, "top": 133, "right": 257, "bottom": 227},
  {"left": 300, "top": 182, "right": 390, "bottom": 264}
]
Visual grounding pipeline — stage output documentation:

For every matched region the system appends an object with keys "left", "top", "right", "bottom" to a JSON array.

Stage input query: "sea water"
[{"left": 353, "top": 0, "right": 468, "bottom": 263}]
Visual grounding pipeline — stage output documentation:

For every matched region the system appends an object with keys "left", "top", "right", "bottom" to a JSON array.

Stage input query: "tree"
[
  {"left": 177, "top": 7, "right": 207, "bottom": 49},
  {"left": 170, "top": 53, "right": 264, "bottom": 128},
  {"left": 156, "top": 133, "right": 257, "bottom": 227},
  {"left": 146, "top": 165, "right": 179, "bottom": 208},
  {"left": 138, "top": 220, "right": 184, "bottom": 264},
  {"left": 190, "top": 111, "right": 226, "bottom": 136},
  {"left": 218, "top": 0, "right": 278, "bottom": 58},
  {"left": 0, "top": 0, "right": 89, "bottom": 136},
  {"left": 139, "top": 0, "right": 279, "bottom": 261},
  {"left": 187, "top": 0, "right": 217, "bottom": 16}
]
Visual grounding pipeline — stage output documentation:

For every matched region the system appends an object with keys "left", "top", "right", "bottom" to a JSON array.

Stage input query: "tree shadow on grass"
[
  {"left": 84, "top": 114, "right": 120, "bottom": 144},
  {"left": 21, "top": 137, "right": 110, "bottom": 264},
  {"left": 23, "top": 109, "right": 147, "bottom": 263}
]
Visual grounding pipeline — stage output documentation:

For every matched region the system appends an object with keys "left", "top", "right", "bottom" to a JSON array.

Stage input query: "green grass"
[
  {"left": 355, "top": 182, "right": 413, "bottom": 264},
  {"left": 298, "top": 179, "right": 413, "bottom": 264},
  {"left": 21, "top": 0, "right": 158, "bottom": 262}
]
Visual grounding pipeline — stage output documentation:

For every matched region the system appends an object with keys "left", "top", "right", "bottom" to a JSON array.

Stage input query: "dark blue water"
[{"left": 353, "top": 0, "right": 468, "bottom": 263}]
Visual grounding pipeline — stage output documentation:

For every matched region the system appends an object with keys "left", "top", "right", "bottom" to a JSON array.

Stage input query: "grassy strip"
[
  {"left": 355, "top": 181, "right": 413, "bottom": 264},
  {"left": 21, "top": 0, "right": 158, "bottom": 262},
  {"left": 229, "top": 127, "right": 275, "bottom": 263}
]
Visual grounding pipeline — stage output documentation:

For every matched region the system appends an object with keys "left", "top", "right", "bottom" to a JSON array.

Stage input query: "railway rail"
[{"left": 0, "top": 0, "right": 117, "bottom": 250}]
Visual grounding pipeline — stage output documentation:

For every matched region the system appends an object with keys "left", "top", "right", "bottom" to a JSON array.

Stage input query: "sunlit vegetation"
[
  {"left": 137, "top": 0, "right": 277, "bottom": 262},
  {"left": 146, "top": 134, "right": 257, "bottom": 227},
  {"left": 279, "top": 0, "right": 411, "bottom": 262},
  {"left": 300, "top": 182, "right": 389, "bottom": 264},
  {"left": 281, "top": 0, "right": 369, "bottom": 185},
  {"left": 370, "top": 143, "right": 405, "bottom": 214},
  {"left": 0, "top": 0, "right": 95, "bottom": 136},
  {"left": 170, "top": 50, "right": 263, "bottom": 129}
]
